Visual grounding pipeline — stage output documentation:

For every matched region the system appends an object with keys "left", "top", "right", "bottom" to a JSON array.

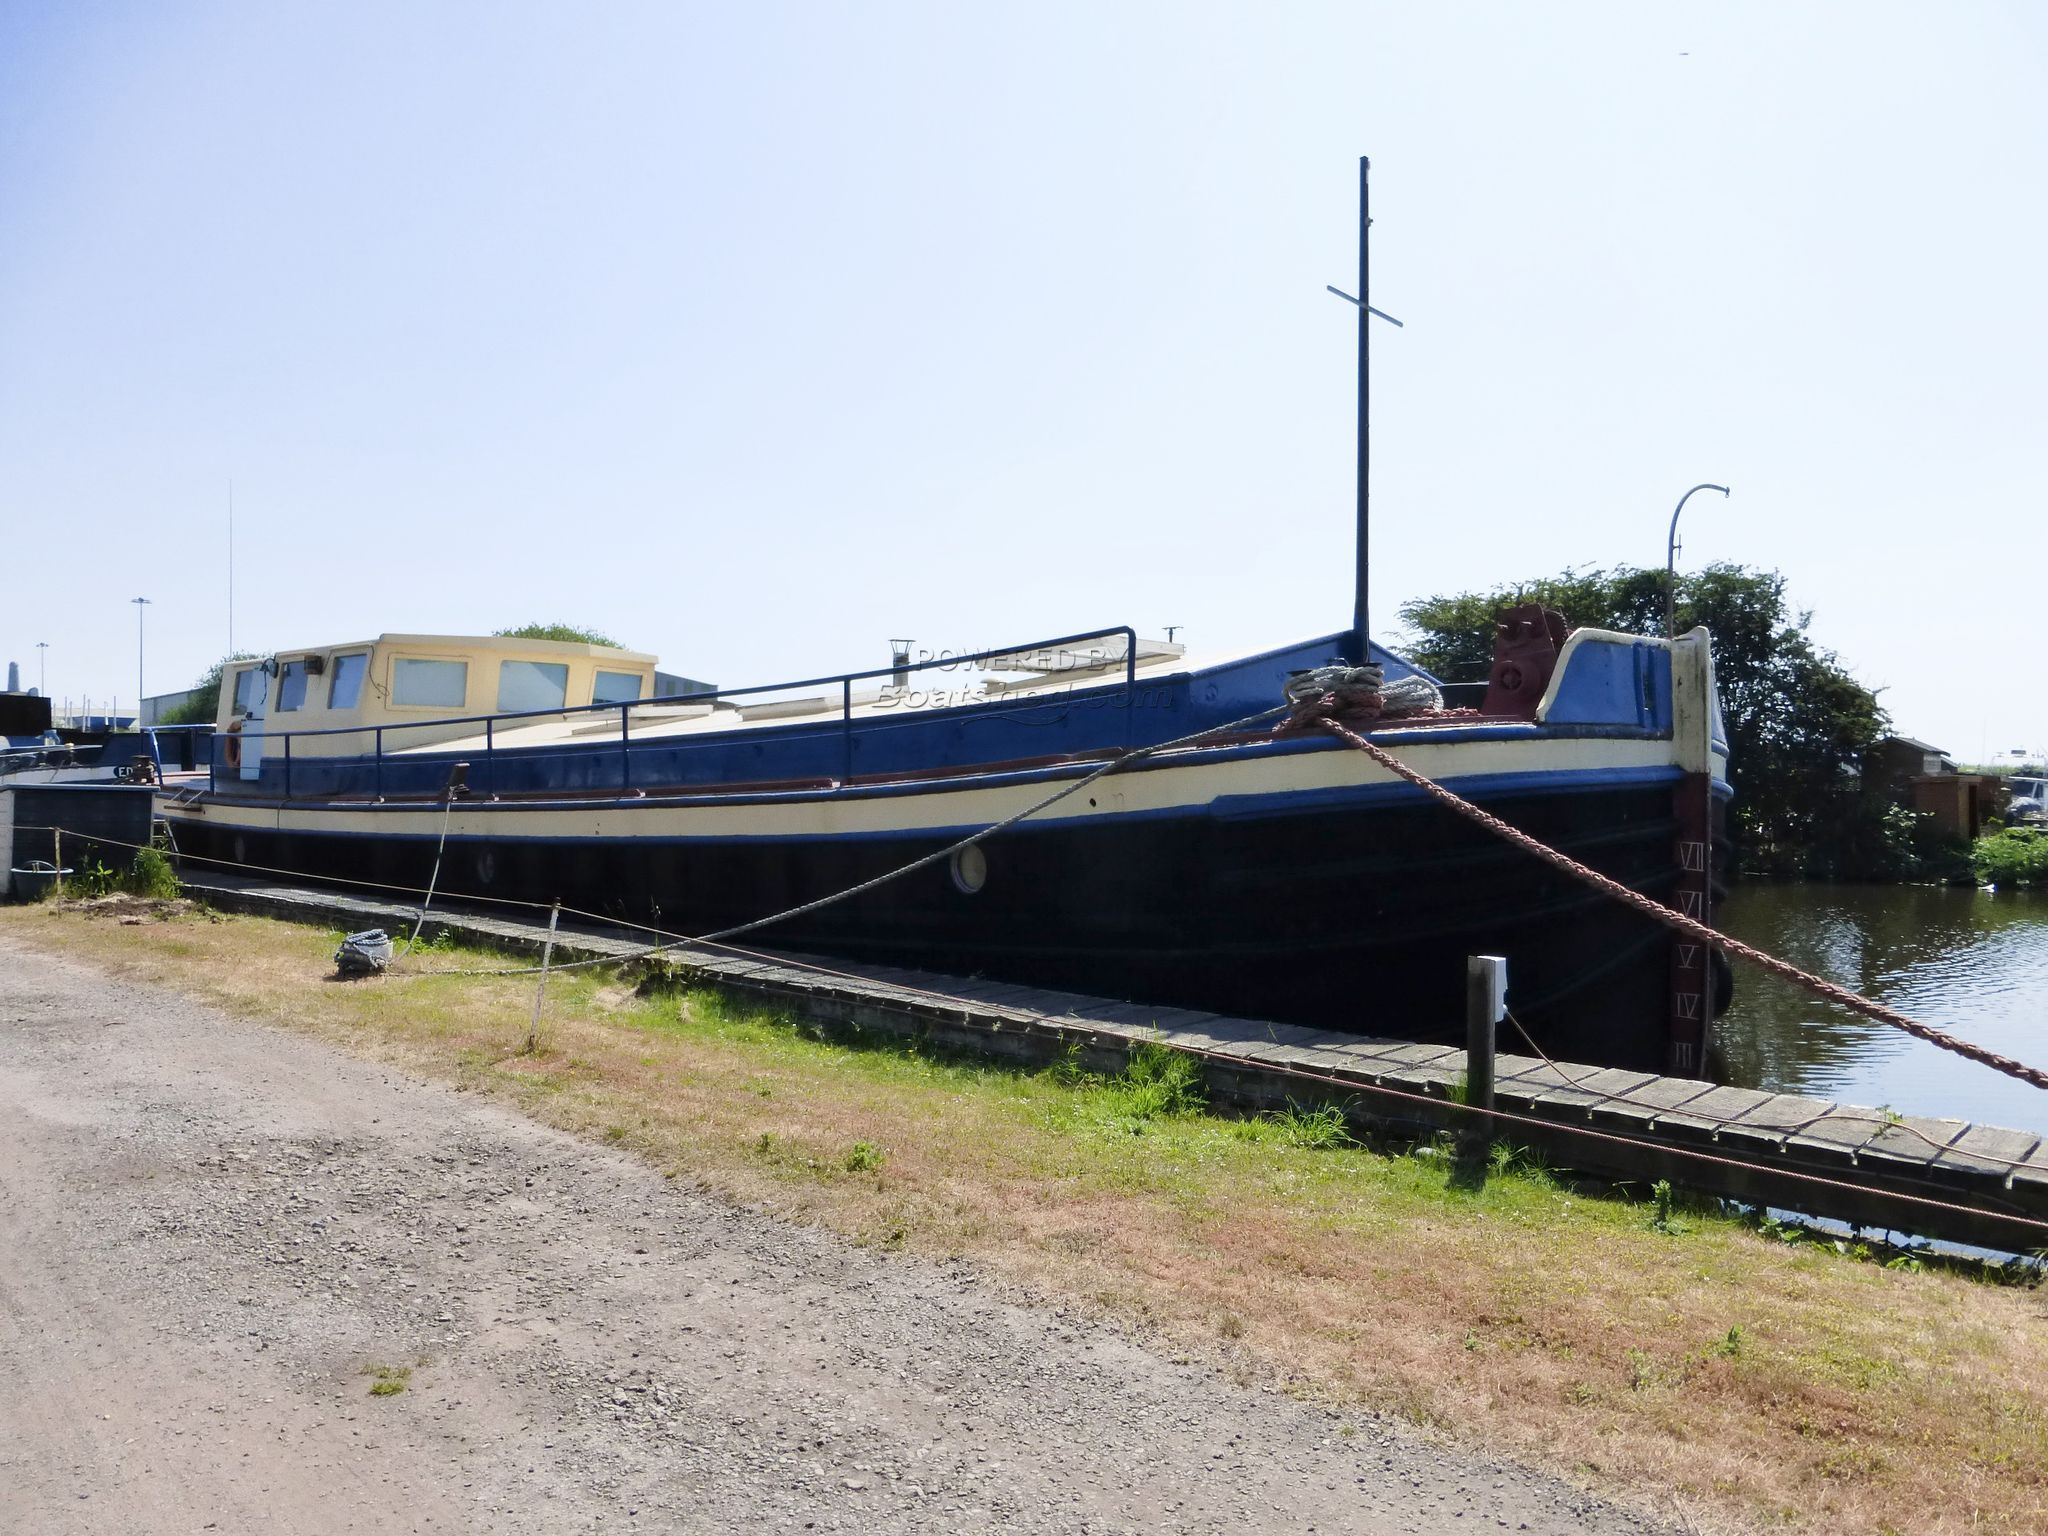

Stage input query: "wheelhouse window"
[
  {"left": 391, "top": 658, "right": 469, "bottom": 708},
  {"left": 276, "top": 659, "right": 311, "bottom": 712},
  {"left": 497, "top": 660, "right": 569, "bottom": 712},
  {"left": 327, "top": 652, "right": 368, "bottom": 711},
  {"left": 231, "top": 666, "right": 266, "bottom": 716},
  {"left": 592, "top": 669, "right": 643, "bottom": 704}
]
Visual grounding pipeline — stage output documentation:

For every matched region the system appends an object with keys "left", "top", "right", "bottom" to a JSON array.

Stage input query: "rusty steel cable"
[
  {"left": 1316, "top": 716, "right": 2048, "bottom": 1094},
  {"left": 28, "top": 702, "right": 2048, "bottom": 1097}
]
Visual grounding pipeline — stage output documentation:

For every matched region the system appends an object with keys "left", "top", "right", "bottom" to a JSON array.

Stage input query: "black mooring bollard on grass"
[{"left": 1465, "top": 954, "right": 1505, "bottom": 1117}]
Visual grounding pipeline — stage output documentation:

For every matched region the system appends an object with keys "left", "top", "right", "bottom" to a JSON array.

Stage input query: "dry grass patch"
[{"left": 7, "top": 903, "right": 2048, "bottom": 1535}]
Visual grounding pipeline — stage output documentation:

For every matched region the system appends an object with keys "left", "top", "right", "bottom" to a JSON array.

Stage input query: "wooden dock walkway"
[{"left": 182, "top": 871, "right": 2048, "bottom": 1254}]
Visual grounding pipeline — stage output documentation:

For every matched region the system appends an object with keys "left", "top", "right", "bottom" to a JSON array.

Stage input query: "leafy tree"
[
  {"left": 1398, "top": 564, "right": 1896, "bottom": 875},
  {"left": 157, "top": 653, "right": 261, "bottom": 725},
  {"left": 494, "top": 623, "right": 625, "bottom": 648}
]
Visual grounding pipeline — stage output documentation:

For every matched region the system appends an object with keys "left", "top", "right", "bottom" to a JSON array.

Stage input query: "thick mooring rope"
[
  {"left": 400, "top": 793, "right": 457, "bottom": 959},
  {"left": 688, "top": 702, "right": 1292, "bottom": 946},
  {"left": 338, "top": 700, "right": 1298, "bottom": 980},
  {"left": 1316, "top": 716, "right": 2048, "bottom": 1093}
]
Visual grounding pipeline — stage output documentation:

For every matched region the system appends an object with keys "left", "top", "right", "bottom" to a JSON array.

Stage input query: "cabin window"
[
  {"left": 276, "top": 659, "right": 311, "bottom": 712},
  {"left": 593, "top": 669, "right": 643, "bottom": 704},
  {"left": 497, "top": 660, "right": 569, "bottom": 712},
  {"left": 392, "top": 658, "right": 469, "bottom": 708},
  {"left": 231, "top": 666, "right": 266, "bottom": 716},
  {"left": 328, "top": 652, "right": 368, "bottom": 711}
]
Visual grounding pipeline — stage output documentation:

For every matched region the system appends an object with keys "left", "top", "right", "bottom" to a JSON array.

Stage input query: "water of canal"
[{"left": 1715, "top": 880, "right": 2048, "bottom": 1135}]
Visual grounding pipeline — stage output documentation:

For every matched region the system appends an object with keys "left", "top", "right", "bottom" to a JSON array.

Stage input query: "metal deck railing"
[{"left": 159, "top": 626, "right": 1144, "bottom": 800}]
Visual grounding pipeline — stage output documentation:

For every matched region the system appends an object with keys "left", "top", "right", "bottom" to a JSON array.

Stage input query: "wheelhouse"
[{"left": 217, "top": 635, "right": 662, "bottom": 771}]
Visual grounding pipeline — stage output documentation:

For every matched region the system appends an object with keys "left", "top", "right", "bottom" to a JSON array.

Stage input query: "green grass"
[
  {"left": 1268, "top": 1100, "right": 1353, "bottom": 1150},
  {"left": 518, "top": 976, "right": 1575, "bottom": 1231},
  {"left": 571, "top": 985, "right": 1574, "bottom": 1224},
  {"left": 21, "top": 909, "right": 2048, "bottom": 1536},
  {"left": 366, "top": 1363, "right": 412, "bottom": 1397},
  {"left": 309, "top": 948, "right": 2035, "bottom": 1276},
  {"left": 613, "top": 981, "right": 1628, "bottom": 1230}
]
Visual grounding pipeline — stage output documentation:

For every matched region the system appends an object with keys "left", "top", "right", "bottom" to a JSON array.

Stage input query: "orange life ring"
[{"left": 223, "top": 718, "right": 243, "bottom": 772}]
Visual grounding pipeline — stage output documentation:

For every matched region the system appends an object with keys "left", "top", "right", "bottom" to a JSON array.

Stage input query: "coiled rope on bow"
[{"left": 1282, "top": 663, "right": 1443, "bottom": 726}]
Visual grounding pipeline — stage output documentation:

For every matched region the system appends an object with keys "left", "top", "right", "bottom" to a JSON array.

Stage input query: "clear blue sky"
[{"left": 3, "top": 2, "right": 2042, "bottom": 759}]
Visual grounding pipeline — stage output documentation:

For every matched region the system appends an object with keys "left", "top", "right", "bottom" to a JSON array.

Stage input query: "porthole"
[{"left": 949, "top": 844, "right": 988, "bottom": 895}]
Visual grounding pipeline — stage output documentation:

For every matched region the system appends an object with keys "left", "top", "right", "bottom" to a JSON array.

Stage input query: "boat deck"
[{"left": 180, "top": 870, "right": 2048, "bottom": 1255}]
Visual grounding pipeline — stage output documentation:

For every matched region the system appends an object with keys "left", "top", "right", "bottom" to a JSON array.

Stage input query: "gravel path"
[{"left": 0, "top": 935, "right": 1670, "bottom": 1535}]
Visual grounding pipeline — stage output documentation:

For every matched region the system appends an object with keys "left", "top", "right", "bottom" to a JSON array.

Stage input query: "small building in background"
[
  {"left": 1868, "top": 736, "right": 1956, "bottom": 787},
  {"left": 140, "top": 688, "right": 200, "bottom": 725},
  {"left": 1867, "top": 735, "right": 2004, "bottom": 839}
]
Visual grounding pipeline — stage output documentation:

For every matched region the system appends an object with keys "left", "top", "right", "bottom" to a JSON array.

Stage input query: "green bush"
[
  {"left": 1974, "top": 827, "right": 2048, "bottom": 888},
  {"left": 125, "top": 846, "right": 181, "bottom": 900},
  {"left": 65, "top": 858, "right": 120, "bottom": 899}
]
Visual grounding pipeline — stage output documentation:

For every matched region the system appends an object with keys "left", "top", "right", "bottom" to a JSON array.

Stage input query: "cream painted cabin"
[
  {"left": 218, "top": 635, "right": 660, "bottom": 777},
  {"left": 214, "top": 631, "right": 1193, "bottom": 782}
]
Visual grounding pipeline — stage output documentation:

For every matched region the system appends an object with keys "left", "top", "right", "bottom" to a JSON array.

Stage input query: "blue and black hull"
[
  {"left": 161, "top": 628, "right": 1732, "bottom": 1073},
  {"left": 169, "top": 762, "right": 1719, "bottom": 1074}
]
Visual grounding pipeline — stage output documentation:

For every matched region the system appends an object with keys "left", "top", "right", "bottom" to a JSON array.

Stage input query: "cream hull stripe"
[{"left": 162, "top": 735, "right": 1699, "bottom": 844}]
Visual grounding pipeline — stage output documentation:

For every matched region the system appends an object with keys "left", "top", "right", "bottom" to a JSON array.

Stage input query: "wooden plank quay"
[{"left": 181, "top": 871, "right": 2048, "bottom": 1254}]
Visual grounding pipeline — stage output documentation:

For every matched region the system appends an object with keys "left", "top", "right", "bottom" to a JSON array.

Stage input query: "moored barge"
[{"left": 156, "top": 620, "right": 1731, "bottom": 1073}]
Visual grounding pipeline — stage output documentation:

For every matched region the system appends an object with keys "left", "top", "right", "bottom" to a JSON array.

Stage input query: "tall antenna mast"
[
  {"left": 1325, "top": 157, "right": 1402, "bottom": 665},
  {"left": 228, "top": 479, "right": 235, "bottom": 656},
  {"left": 1354, "top": 156, "right": 1370, "bottom": 663}
]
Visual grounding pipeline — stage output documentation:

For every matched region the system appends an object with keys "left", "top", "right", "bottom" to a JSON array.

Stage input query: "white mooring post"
[
  {"left": 1465, "top": 955, "right": 1506, "bottom": 1116},
  {"left": 527, "top": 899, "right": 562, "bottom": 1055}
]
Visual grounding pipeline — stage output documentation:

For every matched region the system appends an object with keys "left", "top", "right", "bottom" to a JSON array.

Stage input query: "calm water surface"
[{"left": 1715, "top": 881, "right": 2048, "bottom": 1134}]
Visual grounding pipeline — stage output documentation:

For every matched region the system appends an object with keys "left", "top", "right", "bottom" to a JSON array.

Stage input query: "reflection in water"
[{"left": 1714, "top": 882, "right": 2048, "bottom": 1135}]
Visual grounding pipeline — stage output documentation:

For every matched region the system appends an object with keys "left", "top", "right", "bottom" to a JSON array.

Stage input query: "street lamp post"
[
  {"left": 132, "top": 597, "right": 151, "bottom": 724},
  {"left": 1665, "top": 484, "right": 1729, "bottom": 639}
]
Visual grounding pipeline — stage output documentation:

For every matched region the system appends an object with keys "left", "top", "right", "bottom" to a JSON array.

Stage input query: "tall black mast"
[{"left": 1353, "top": 155, "right": 1371, "bottom": 665}]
